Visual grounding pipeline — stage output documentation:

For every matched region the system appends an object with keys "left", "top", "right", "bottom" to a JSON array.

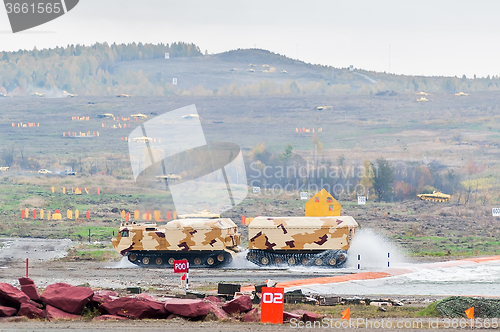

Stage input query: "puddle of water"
[
  {"left": 314, "top": 262, "right": 500, "bottom": 296},
  {"left": 346, "top": 229, "right": 406, "bottom": 270}
]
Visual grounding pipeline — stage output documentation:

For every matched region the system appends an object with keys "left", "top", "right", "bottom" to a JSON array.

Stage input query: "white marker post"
[
  {"left": 253, "top": 187, "right": 261, "bottom": 194},
  {"left": 493, "top": 208, "right": 500, "bottom": 217},
  {"left": 300, "top": 192, "right": 308, "bottom": 200},
  {"left": 358, "top": 196, "right": 366, "bottom": 205},
  {"left": 172, "top": 78, "right": 177, "bottom": 85},
  {"left": 185, "top": 262, "right": 190, "bottom": 290}
]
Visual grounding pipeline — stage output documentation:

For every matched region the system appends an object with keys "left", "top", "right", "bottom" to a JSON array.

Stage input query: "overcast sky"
[{"left": 1, "top": 0, "right": 499, "bottom": 77}]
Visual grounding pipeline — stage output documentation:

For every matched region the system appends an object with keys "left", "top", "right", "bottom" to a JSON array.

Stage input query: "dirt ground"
[
  {"left": 0, "top": 237, "right": 72, "bottom": 265},
  {"left": 0, "top": 318, "right": 484, "bottom": 331},
  {"left": 1, "top": 258, "right": 340, "bottom": 291},
  {"left": 0, "top": 251, "right": 460, "bottom": 332},
  {"left": 0, "top": 237, "right": 448, "bottom": 305}
]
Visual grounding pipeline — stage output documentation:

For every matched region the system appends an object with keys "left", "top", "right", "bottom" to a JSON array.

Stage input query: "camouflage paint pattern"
[
  {"left": 248, "top": 216, "right": 358, "bottom": 251},
  {"left": 112, "top": 218, "right": 241, "bottom": 254}
]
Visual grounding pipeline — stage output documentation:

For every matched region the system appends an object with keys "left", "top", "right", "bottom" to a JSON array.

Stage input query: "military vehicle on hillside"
[
  {"left": 155, "top": 174, "right": 182, "bottom": 182},
  {"left": 417, "top": 191, "right": 451, "bottom": 202},
  {"left": 63, "top": 91, "right": 77, "bottom": 97},
  {"left": 131, "top": 113, "right": 147, "bottom": 119},
  {"left": 416, "top": 97, "right": 429, "bottom": 102},
  {"left": 98, "top": 113, "right": 114, "bottom": 118},
  {"left": 178, "top": 210, "right": 219, "bottom": 219}
]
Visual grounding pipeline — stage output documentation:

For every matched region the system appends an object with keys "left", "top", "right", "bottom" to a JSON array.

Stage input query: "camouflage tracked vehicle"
[
  {"left": 417, "top": 191, "right": 450, "bottom": 202},
  {"left": 246, "top": 189, "right": 358, "bottom": 267},
  {"left": 112, "top": 217, "right": 241, "bottom": 268}
]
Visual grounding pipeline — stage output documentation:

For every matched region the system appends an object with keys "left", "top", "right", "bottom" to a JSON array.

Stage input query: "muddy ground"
[
  {"left": 0, "top": 245, "right": 456, "bottom": 331},
  {"left": 0, "top": 319, "right": 479, "bottom": 332},
  {"left": 0, "top": 236, "right": 445, "bottom": 307}
]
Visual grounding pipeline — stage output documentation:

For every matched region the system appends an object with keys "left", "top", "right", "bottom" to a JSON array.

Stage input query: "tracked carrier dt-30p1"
[
  {"left": 112, "top": 214, "right": 241, "bottom": 268},
  {"left": 246, "top": 189, "right": 358, "bottom": 267}
]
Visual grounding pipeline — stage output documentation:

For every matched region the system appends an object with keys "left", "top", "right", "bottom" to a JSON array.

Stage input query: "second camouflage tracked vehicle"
[
  {"left": 246, "top": 189, "right": 358, "bottom": 268},
  {"left": 112, "top": 216, "right": 241, "bottom": 268},
  {"left": 246, "top": 216, "right": 357, "bottom": 267}
]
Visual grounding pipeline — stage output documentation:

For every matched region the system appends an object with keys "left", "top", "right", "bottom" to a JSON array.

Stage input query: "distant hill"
[
  {"left": 217, "top": 48, "right": 300, "bottom": 64},
  {"left": 116, "top": 48, "right": 500, "bottom": 96},
  {"left": 0, "top": 43, "right": 499, "bottom": 96}
]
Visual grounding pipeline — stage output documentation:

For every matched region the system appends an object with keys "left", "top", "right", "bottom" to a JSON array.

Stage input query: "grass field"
[{"left": 283, "top": 302, "right": 439, "bottom": 319}]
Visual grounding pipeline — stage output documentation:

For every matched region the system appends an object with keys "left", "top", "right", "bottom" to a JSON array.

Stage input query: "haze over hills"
[
  {"left": 116, "top": 48, "right": 500, "bottom": 96},
  {"left": 1, "top": 42, "right": 499, "bottom": 96}
]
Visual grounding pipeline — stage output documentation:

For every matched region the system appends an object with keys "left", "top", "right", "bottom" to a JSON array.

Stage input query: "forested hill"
[
  {"left": 0, "top": 42, "right": 202, "bottom": 95},
  {"left": 1, "top": 42, "right": 499, "bottom": 96}
]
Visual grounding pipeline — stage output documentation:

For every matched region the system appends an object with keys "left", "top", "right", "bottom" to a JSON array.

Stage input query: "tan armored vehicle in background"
[
  {"left": 178, "top": 210, "right": 219, "bottom": 219},
  {"left": 112, "top": 216, "right": 241, "bottom": 268},
  {"left": 155, "top": 174, "right": 182, "bottom": 182},
  {"left": 246, "top": 189, "right": 358, "bottom": 267},
  {"left": 417, "top": 191, "right": 451, "bottom": 202},
  {"left": 98, "top": 113, "right": 114, "bottom": 118}
]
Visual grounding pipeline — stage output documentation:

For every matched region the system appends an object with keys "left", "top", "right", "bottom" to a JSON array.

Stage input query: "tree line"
[
  {"left": 0, "top": 42, "right": 202, "bottom": 95},
  {"left": 2, "top": 42, "right": 500, "bottom": 96},
  {"left": 2, "top": 139, "right": 492, "bottom": 204},
  {"left": 245, "top": 143, "right": 491, "bottom": 204}
]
